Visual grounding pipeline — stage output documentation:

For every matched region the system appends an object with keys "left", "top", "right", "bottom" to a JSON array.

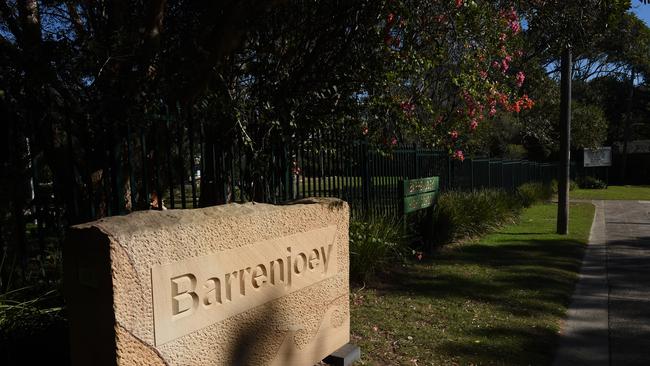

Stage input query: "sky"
[{"left": 631, "top": 2, "right": 650, "bottom": 26}]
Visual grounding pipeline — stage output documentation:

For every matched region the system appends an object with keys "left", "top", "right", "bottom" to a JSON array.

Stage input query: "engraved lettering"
[
  {"left": 308, "top": 249, "right": 320, "bottom": 270},
  {"left": 321, "top": 244, "right": 333, "bottom": 273},
  {"left": 251, "top": 264, "right": 267, "bottom": 289},
  {"left": 294, "top": 252, "right": 307, "bottom": 275},
  {"left": 238, "top": 268, "right": 251, "bottom": 296},
  {"left": 171, "top": 274, "right": 198, "bottom": 319},
  {"left": 203, "top": 278, "right": 222, "bottom": 307},
  {"left": 269, "top": 258, "right": 284, "bottom": 285},
  {"left": 224, "top": 271, "right": 237, "bottom": 301},
  {"left": 287, "top": 247, "right": 292, "bottom": 288},
  {"left": 151, "top": 225, "right": 339, "bottom": 346}
]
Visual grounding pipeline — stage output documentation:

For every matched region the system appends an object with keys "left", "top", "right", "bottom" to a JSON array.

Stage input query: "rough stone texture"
[{"left": 64, "top": 198, "right": 350, "bottom": 366}]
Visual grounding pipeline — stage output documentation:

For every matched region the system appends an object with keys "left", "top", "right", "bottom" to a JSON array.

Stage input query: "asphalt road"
[{"left": 555, "top": 200, "right": 650, "bottom": 366}]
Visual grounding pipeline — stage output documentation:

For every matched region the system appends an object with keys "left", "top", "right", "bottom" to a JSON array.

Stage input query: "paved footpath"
[{"left": 554, "top": 200, "right": 650, "bottom": 366}]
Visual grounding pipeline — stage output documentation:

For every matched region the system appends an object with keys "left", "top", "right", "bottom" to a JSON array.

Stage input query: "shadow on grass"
[
  {"left": 373, "top": 236, "right": 586, "bottom": 364},
  {"left": 439, "top": 326, "right": 558, "bottom": 364}
]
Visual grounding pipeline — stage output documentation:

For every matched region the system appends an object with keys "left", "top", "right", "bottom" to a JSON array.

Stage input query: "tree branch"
[{"left": 0, "top": 0, "right": 22, "bottom": 41}]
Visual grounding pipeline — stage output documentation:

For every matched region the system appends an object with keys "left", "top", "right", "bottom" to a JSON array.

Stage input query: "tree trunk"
[{"left": 557, "top": 46, "right": 572, "bottom": 235}]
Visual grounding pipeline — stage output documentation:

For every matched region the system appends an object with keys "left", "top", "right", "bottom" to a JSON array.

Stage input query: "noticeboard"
[{"left": 584, "top": 147, "right": 612, "bottom": 167}]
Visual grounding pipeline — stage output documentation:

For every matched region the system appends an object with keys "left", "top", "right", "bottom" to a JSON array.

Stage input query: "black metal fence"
[
  {"left": 280, "top": 142, "right": 559, "bottom": 217},
  {"left": 28, "top": 132, "right": 560, "bottom": 223},
  {"left": 4, "top": 116, "right": 562, "bottom": 292}
]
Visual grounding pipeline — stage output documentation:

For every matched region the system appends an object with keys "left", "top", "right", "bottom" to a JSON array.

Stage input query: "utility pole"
[
  {"left": 557, "top": 45, "right": 572, "bottom": 235},
  {"left": 621, "top": 67, "right": 635, "bottom": 184}
]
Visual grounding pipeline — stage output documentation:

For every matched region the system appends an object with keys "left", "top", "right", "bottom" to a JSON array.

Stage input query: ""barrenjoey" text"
[{"left": 151, "top": 226, "right": 338, "bottom": 345}]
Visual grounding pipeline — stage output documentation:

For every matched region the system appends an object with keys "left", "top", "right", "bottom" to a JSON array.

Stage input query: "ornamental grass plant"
[
  {"left": 349, "top": 216, "right": 409, "bottom": 283},
  {"left": 517, "top": 182, "right": 554, "bottom": 207},
  {"left": 426, "top": 184, "right": 553, "bottom": 248}
]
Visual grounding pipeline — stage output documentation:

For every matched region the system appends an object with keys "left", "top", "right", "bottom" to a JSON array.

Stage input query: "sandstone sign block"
[{"left": 64, "top": 198, "right": 350, "bottom": 366}]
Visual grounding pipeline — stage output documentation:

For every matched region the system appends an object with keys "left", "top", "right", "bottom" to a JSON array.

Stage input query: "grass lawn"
[
  {"left": 350, "top": 202, "right": 595, "bottom": 365},
  {"left": 570, "top": 185, "right": 650, "bottom": 201}
]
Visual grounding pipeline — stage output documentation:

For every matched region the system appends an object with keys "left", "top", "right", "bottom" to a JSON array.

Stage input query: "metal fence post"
[
  {"left": 488, "top": 161, "right": 492, "bottom": 187},
  {"left": 361, "top": 140, "right": 370, "bottom": 215},
  {"left": 470, "top": 158, "right": 474, "bottom": 190},
  {"left": 414, "top": 144, "right": 420, "bottom": 179},
  {"left": 447, "top": 155, "right": 454, "bottom": 190}
]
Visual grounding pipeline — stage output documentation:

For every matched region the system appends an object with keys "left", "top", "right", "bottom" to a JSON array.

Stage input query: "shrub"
[
  {"left": 517, "top": 182, "right": 553, "bottom": 207},
  {"left": 426, "top": 189, "right": 522, "bottom": 247},
  {"left": 578, "top": 176, "right": 607, "bottom": 189},
  {"left": 550, "top": 179, "right": 578, "bottom": 193},
  {"left": 349, "top": 216, "right": 408, "bottom": 283},
  {"left": 0, "top": 287, "right": 68, "bottom": 364}
]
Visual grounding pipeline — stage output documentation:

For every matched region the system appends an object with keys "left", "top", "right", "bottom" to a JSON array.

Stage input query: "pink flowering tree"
[{"left": 363, "top": 0, "right": 534, "bottom": 160}]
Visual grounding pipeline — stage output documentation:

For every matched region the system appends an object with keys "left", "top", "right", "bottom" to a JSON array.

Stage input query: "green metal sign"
[
  {"left": 401, "top": 177, "right": 439, "bottom": 215},
  {"left": 402, "top": 177, "right": 439, "bottom": 197},
  {"left": 403, "top": 191, "right": 437, "bottom": 214}
]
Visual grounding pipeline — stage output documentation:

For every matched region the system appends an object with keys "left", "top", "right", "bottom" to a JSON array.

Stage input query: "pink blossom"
[
  {"left": 501, "top": 58, "right": 510, "bottom": 72},
  {"left": 456, "top": 0, "right": 463, "bottom": 8},
  {"left": 453, "top": 150, "right": 465, "bottom": 161},
  {"left": 470, "top": 120, "right": 479, "bottom": 131},
  {"left": 414, "top": 251, "right": 423, "bottom": 261},
  {"left": 479, "top": 70, "right": 488, "bottom": 79},
  {"left": 450, "top": 130, "right": 459, "bottom": 140},
  {"left": 492, "top": 61, "right": 501, "bottom": 70},
  {"left": 391, "top": 136, "right": 398, "bottom": 146},
  {"left": 489, "top": 107, "right": 497, "bottom": 117},
  {"left": 507, "top": 8, "right": 518, "bottom": 21},
  {"left": 387, "top": 13, "right": 396, "bottom": 25},
  {"left": 521, "top": 94, "right": 535, "bottom": 109},
  {"left": 516, "top": 71, "right": 526, "bottom": 87},
  {"left": 499, "top": 33, "right": 507, "bottom": 42},
  {"left": 291, "top": 161, "right": 301, "bottom": 175},
  {"left": 509, "top": 21, "right": 521, "bottom": 34},
  {"left": 400, "top": 101, "right": 415, "bottom": 116},
  {"left": 498, "top": 92, "right": 509, "bottom": 107}
]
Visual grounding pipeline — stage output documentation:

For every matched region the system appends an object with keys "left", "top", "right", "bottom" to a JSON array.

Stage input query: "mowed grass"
[
  {"left": 350, "top": 202, "right": 595, "bottom": 365},
  {"left": 570, "top": 185, "right": 650, "bottom": 201}
]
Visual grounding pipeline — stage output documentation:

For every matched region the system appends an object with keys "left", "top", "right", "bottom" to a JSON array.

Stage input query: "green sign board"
[
  {"left": 401, "top": 177, "right": 439, "bottom": 214},
  {"left": 403, "top": 191, "right": 437, "bottom": 214},
  {"left": 403, "top": 177, "right": 439, "bottom": 197}
]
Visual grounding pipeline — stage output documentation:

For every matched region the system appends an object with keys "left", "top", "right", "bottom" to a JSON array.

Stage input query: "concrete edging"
[{"left": 553, "top": 200, "right": 609, "bottom": 366}]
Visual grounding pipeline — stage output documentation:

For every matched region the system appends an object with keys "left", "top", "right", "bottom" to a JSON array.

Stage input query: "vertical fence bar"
[
  {"left": 229, "top": 143, "right": 236, "bottom": 201},
  {"left": 300, "top": 141, "right": 306, "bottom": 198},
  {"left": 126, "top": 126, "right": 137, "bottom": 211},
  {"left": 140, "top": 129, "right": 149, "bottom": 210},
  {"left": 316, "top": 137, "right": 322, "bottom": 197},
  {"left": 165, "top": 111, "right": 175, "bottom": 209},
  {"left": 188, "top": 116, "right": 197, "bottom": 208},
  {"left": 361, "top": 142, "right": 370, "bottom": 216},
  {"left": 327, "top": 134, "right": 333, "bottom": 198},
  {"left": 177, "top": 112, "right": 186, "bottom": 209},
  {"left": 153, "top": 119, "right": 162, "bottom": 210},
  {"left": 335, "top": 136, "right": 341, "bottom": 200}
]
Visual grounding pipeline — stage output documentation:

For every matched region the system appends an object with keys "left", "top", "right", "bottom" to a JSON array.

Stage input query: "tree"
[
  {"left": 519, "top": 0, "right": 630, "bottom": 234},
  {"left": 0, "top": 0, "right": 537, "bottom": 289}
]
